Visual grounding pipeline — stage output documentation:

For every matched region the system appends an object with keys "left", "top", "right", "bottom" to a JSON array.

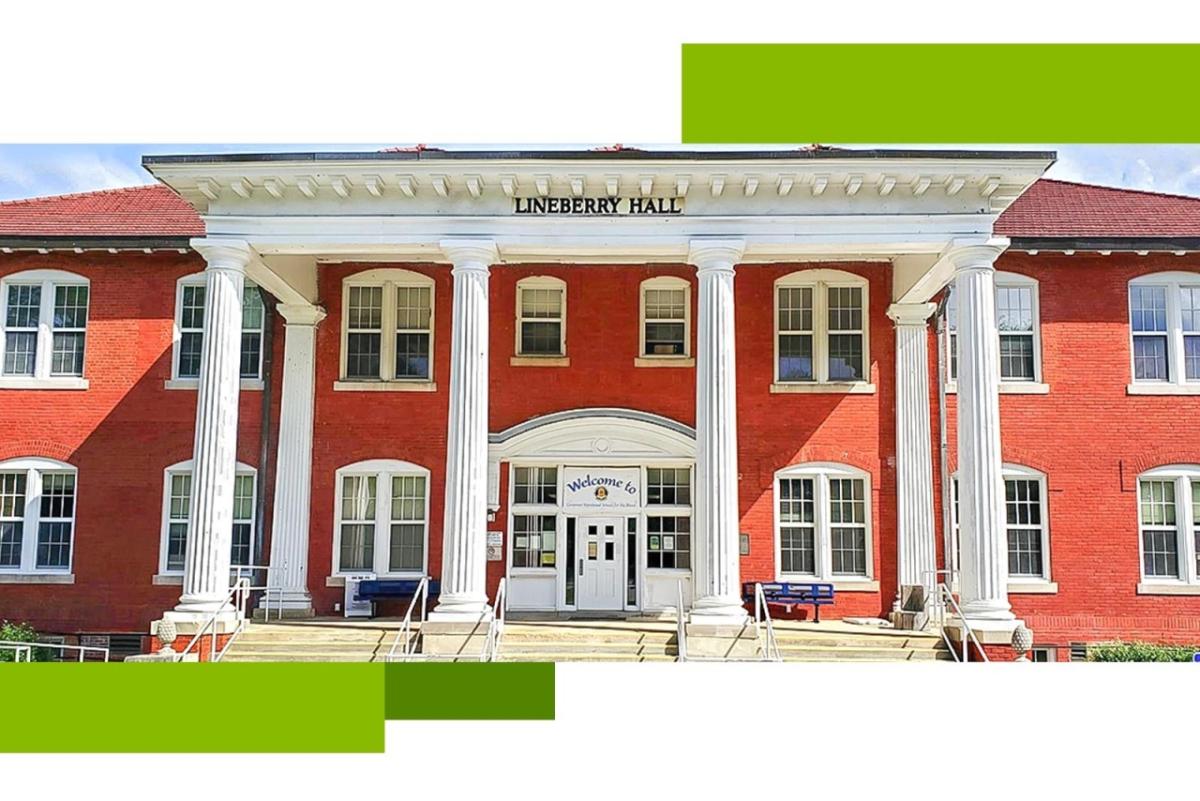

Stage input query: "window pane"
[
  {"left": 239, "top": 331, "right": 262, "bottom": 378},
  {"left": 341, "top": 475, "right": 376, "bottom": 521},
  {"left": 512, "top": 514, "right": 557, "bottom": 568},
  {"left": 1132, "top": 336, "right": 1169, "bottom": 381},
  {"left": 0, "top": 472, "right": 26, "bottom": 568},
  {"left": 347, "top": 286, "right": 383, "bottom": 330},
  {"left": 339, "top": 524, "right": 374, "bottom": 571},
  {"left": 1140, "top": 478, "right": 1179, "bottom": 578},
  {"left": 520, "top": 288, "right": 562, "bottom": 318},
  {"left": 3, "top": 331, "right": 37, "bottom": 375},
  {"left": 1140, "top": 479, "right": 1176, "bottom": 525},
  {"left": 778, "top": 334, "right": 813, "bottom": 381},
  {"left": 176, "top": 331, "right": 203, "bottom": 378},
  {"left": 514, "top": 467, "right": 556, "bottom": 505},
  {"left": 1185, "top": 336, "right": 1200, "bottom": 381},
  {"left": 346, "top": 333, "right": 382, "bottom": 378},
  {"left": 180, "top": 285, "right": 205, "bottom": 330},
  {"left": 647, "top": 468, "right": 690, "bottom": 506},
  {"left": 40, "top": 473, "right": 75, "bottom": 519},
  {"left": 646, "top": 515, "right": 690, "bottom": 570},
  {"left": 520, "top": 321, "right": 562, "bottom": 355},
  {"left": 999, "top": 334, "right": 1035, "bottom": 380},
  {"left": 231, "top": 522, "right": 253, "bottom": 567},
  {"left": 1180, "top": 287, "right": 1200, "bottom": 332},
  {"left": 1142, "top": 529, "right": 1179, "bottom": 578},
  {"left": 391, "top": 475, "right": 426, "bottom": 521},
  {"left": 53, "top": 285, "right": 89, "bottom": 329},
  {"left": 0, "top": 521, "right": 21, "bottom": 568},
  {"left": 1194, "top": 481, "right": 1200, "bottom": 581},
  {"left": 645, "top": 288, "right": 686, "bottom": 320},
  {"left": 389, "top": 524, "right": 425, "bottom": 572},
  {"left": 1130, "top": 286, "right": 1168, "bottom": 332},
  {"left": 50, "top": 332, "right": 85, "bottom": 376},
  {"left": 395, "top": 286, "right": 432, "bottom": 330},
  {"left": 779, "top": 478, "right": 815, "bottom": 523},
  {"left": 828, "top": 334, "right": 863, "bottom": 380},
  {"left": 644, "top": 322, "right": 685, "bottom": 356},
  {"left": 777, "top": 287, "right": 812, "bottom": 332},
  {"left": 233, "top": 475, "right": 255, "bottom": 521},
  {"left": 827, "top": 287, "right": 863, "bottom": 331},
  {"left": 996, "top": 286, "right": 1033, "bottom": 332},
  {"left": 395, "top": 332, "right": 430, "bottom": 379},
  {"left": 241, "top": 286, "right": 264, "bottom": 331},
  {"left": 36, "top": 521, "right": 72, "bottom": 569},
  {"left": 831, "top": 526, "right": 867, "bottom": 575},
  {"left": 780, "top": 526, "right": 815, "bottom": 574},
  {"left": 6, "top": 285, "right": 41, "bottom": 327}
]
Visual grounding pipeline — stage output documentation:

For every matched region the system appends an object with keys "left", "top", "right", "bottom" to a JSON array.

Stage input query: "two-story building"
[{"left": 1, "top": 146, "right": 1197, "bottom": 660}]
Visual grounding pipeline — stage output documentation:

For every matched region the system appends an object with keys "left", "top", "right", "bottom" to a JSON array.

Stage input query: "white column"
[
  {"left": 431, "top": 239, "right": 499, "bottom": 620},
  {"left": 173, "top": 238, "right": 252, "bottom": 617},
  {"left": 888, "top": 303, "right": 939, "bottom": 595},
  {"left": 688, "top": 239, "right": 749, "bottom": 624},
  {"left": 264, "top": 303, "right": 326, "bottom": 615},
  {"left": 950, "top": 241, "right": 1015, "bottom": 625}
]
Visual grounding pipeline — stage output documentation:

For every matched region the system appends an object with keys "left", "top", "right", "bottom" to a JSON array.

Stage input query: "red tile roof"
[
  {"left": 997, "top": 178, "right": 1200, "bottom": 239},
  {"left": 0, "top": 183, "right": 204, "bottom": 238}
]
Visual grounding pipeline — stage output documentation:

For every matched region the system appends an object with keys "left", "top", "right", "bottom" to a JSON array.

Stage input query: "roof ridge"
[
  {"left": 0, "top": 182, "right": 164, "bottom": 208},
  {"left": 1039, "top": 177, "right": 1200, "bottom": 203}
]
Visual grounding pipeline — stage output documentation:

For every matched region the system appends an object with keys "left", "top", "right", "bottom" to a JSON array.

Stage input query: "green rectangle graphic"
[
  {"left": 385, "top": 662, "right": 555, "bottom": 720},
  {"left": 682, "top": 44, "right": 1200, "bottom": 143},
  {"left": 0, "top": 664, "right": 385, "bottom": 753}
]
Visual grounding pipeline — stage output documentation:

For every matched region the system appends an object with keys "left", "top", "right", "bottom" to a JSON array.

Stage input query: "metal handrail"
[
  {"left": 923, "top": 569, "right": 989, "bottom": 663},
  {"left": 482, "top": 579, "right": 507, "bottom": 662},
  {"left": 385, "top": 576, "right": 430, "bottom": 662},
  {"left": 0, "top": 640, "right": 111, "bottom": 662},
  {"left": 229, "top": 564, "right": 285, "bottom": 622},
  {"left": 174, "top": 577, "right": 252, "bottom": 662},
  {"left": 675, "top": 579, "right": 688, "bottom": 662},
  {"left": 753, "top": 582, "right": 781, "bottom": 661}
]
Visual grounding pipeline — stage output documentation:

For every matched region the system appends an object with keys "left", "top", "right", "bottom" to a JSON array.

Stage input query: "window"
[
  {"left": 775, "top": 270, "right": 869, "bottom": 385},
  {"left": 1136, "top": 466, "right": 1200, "bottom": 586},
  {"left": 173, "top": 275, "right": 266, "bottom": 382},
  {"left": 1128, "top": 273, "right": 1200, "bottom": 388},
  {"left": 512, "top": 514, "right": 557, "bottom": 568},
  {"left": 775, "top": 464, "right": 872, "bottom": 582},
  {"left": 333, "top": 460, "right": 429, "bottom": 576},
  {"left": 516, "top": 277, "right": 566, "bottom": 357},
  {"left": 510, "top": 465, "right": 559, "bottom": 570},
  {"left": 0, "top": 457, "right": 77, "bottom": 575},
  {"left": 646, "top": 466, "right": 692, "bottom": 571},
  {"left": 513, "top": 466, "right": 557, "bottom": 505},
  {"left": 945, "top": 272, "right": 1042, "bottom": 384},
  {"left": 639, "top": 277, "right": 690, "bottom": 359},
  {"left": 340, "top": 270, "right": 434, "bottom": 383},
  {"left": 1030, "top": 647, "right": 1057, "bottom": 663},
  {"left": 950, "top": 465, "right": 1052, "bottom": 583},
  {"left": 0, "top": 271, "right": 90, "bottom": 384},
  {"left": 159, "top": 461, "right": 256, "bottom": 575}
]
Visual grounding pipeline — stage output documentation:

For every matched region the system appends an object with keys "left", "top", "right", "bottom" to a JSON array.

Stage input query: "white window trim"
[
  {"left": 949, "top": 464, "right": 1055, "bottom": 589},
  {"left": 331, "top": 458, "right": 431, "bottom": 579},
  {"left": 773, "top": 462, "right": 875, "bottom": 587},
  {"left": 772, "top": 269, "right": 874, "bottom": 392},
  {"left": 1135, "top": 464, "right": 1200, "bottom": 590},
  {"left": 168, "top": 273, "right": 266, "bottom": 391},
  {"left": 514, "top": 275, "right": 567, "bottom": 360},
  {"left": 156, "top": 459, "right": 257, "bottom": 578},
  {"left": 637, "top": 276, "right": 693, "bottom": 365},
  {"left": 0, "top": 270, "right": 90, "bottom": 390},
  {"left": 643, "top": 465, "right": 694, "bottom": 574},
  {"left": 0, "top": 456, "right": 77, "bottom": 577},
  {"left": 337, "top": 268, "right": 435, "bottom": 389},
  {"left": 1127, "top": 272, "right": 1200, "bottom": 393},
  {"left": 507, "top": 464, "right": 562, "bottom": 576},
  {"left": 945, "top": 271, "right": 1047, "bottom": 394}
]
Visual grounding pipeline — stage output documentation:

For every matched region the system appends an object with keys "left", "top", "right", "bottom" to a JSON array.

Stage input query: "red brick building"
[{"left": 1, "top": 147, "right": 1197, "bottom": 661}]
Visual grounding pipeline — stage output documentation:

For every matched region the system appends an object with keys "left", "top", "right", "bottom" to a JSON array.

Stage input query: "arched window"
[
  {"left": 158, "top": 459, "right": 257, "bottom": 577},
  {"left": 774, "top": 463, "right": 873, "bottom": 583},
  {"left": 1128, "top": 272, "right": 1200, "bottom": 391},
  {"left": 950, "top": 464, "right": 1053, "bottom": 587},
  {"left": 514, "top": 276, "right": 567, "bottom": 359},
  {"left": 638, "top": 275, "right": 691, "bottom": 363},
  {"left": 169, "top": 273, "right": 266, "bottom": 388},
  {"left": 337, "top": 268, "right": 434, "bottom": 387},
  {"left": 945, "top": 271, "right": 1044, "bottom": 388},
  {"left": 0, "top": 269, "right": 90, "bottom": 387},
  {"left": 1136, "top": 465, "right": 1200, "bottom": 588},
  {"left": 333, "top": 459, "right": 430, "bottom": 577},
  {"left": 0, "top": 456, "right": 77, "bottom": 575},
  {"left": 773, "top": 269, "right": 870, "bottom": 388}
]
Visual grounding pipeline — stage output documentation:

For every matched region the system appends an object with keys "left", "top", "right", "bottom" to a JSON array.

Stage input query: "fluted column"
[
  {"left": 888, "top": 302, "right": 939, "bottom": 598},
  {"left": 950, "top": 240, "right": 1015, "bottom": 624},
  {"left": 431, "top": 239, "right": 499, "bottom": 620},
  {"left": 174, "top": 238, "right": 252, "bottom": 617},
  {"left": 688, "top": 239, "right": 748, "bottom": 624},
  {"left": 264, "top": 303, "right": 326, "bottom": 616}
]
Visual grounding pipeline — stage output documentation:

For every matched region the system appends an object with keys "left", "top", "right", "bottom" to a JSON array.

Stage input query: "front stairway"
[{"left": 222, "top": 620, "right": 403, "bottom": 662}]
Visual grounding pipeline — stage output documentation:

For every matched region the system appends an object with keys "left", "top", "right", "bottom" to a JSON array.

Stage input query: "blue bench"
[
  {"left": 355, "top": 579, "right": 440, "bottom": 609},
  {"left": 745, "top": 581, "right": 835, "bottom": 622}
]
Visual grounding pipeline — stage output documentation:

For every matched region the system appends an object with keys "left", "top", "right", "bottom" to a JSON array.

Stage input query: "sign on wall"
[
  {"left": 513, "top": 197, "right": 683, "bottom": 216},
  {"left": 562, "top": 467, "right": 641, "bottom": 512}
]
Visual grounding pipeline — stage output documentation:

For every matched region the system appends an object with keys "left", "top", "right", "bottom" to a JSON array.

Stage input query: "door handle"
[{"left": 578, "top": 558, "right": 583, "bottom": 576}]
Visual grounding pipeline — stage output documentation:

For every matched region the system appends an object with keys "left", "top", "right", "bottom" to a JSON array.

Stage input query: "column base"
[
  {"left": 159, "top": 608, "right": 241, "bottom": 636},
  {"left": 419, "top": 619, "right": 492, "bottom": 659},
  {"left": 429, "top": 594, "right": 493, "bottom": 623},
  {"left": 684, "top": 621, "right": 758, "bottom": 659},
  {"left": 944, "top": 616, "right": 1025, "bottom": 646},
  {"left": 688, "top": 596, "right": 750, "bottom": 627}
]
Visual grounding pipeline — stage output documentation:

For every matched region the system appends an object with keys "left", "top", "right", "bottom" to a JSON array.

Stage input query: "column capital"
[
  {"left": 687, "top": 238, "right": 745, "bottom": 273},
  {"left": 440, "top": 238, "right": 499, "bottom": 270},
  {"left": 190, "top": 237, "right": 253, "bottom": 272},
  {"left": 887, "top": 302, "right": 938, "bottom": 327},
  {"left": 943, "top": 237, "right": 1010, "bottom": 274},
  {"left": 277, "top": 303, "right": 327, "bottom": 326}
]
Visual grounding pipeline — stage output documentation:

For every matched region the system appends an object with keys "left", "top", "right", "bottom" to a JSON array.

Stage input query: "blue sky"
[{"left": 1, "top": 144, "right": 1199, "bottom": 202}]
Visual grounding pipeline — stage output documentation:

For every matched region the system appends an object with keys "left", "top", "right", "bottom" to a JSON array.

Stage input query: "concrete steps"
[{"left": 221, "top": 622, "right": 408, "bottom": 663}]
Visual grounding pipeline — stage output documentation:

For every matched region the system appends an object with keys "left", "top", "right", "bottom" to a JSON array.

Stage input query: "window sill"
[
  {"left": 0, "top": 376, "right": 88, "bottom": 391},
  {"left": 776, "top": 576, "right": 879, "bottom": 592},
  {"left": 634, "top": 357, "right": 694, "bottom": 368},
  {"left": 0, "top": 573, "right": 75, "bottom": 584},
  {"left": 510, "top": 356, "right": 570, "bottom": 367},
  {"left": 1126, "top": 383, "right": 1200, "bottom": 396},
  {"left": 1008, "top": 580, "right": 1058, "bottom": 594},
  {"left": 510, "top": 567, "right": 557, "bottom": 576},
  {"left": 1136, "top": 581, "right": 1200, "bottom": 595},
  {"left": 165, "top": 378, "right": 264, "bottom": 391},
  {"left": 770, "top": 382, "right": 876, "bottom": 395},
  {"left": 332, "top": 380, "right": 437, "bottom": 392},
  {"left": 152, "top": 573, "right": 183, "bottom": 586},
  {"left": 945, "top": 382, "right": 1049, "bottom": 395}
]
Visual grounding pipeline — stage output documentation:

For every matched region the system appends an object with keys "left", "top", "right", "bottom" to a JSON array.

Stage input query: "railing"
[
  {"left": 482, "top": 578, "right": 507, "bottom": 662},
  {"left": 675, "top": 579, "right": 688, "bottom": 662},
  {"left": 230, "top": 564, "right": 284, "bottom": 622},
  {"left": 385, "top": 576, "right": 430, "bottom": 662},
  {"left": 923, "top": 569, "right": 988, "bottom": 663},
  {"left": 0, "top": 640, "right": 110, "bottom": 662},
  {"left": 753, "top": 582, "right": 781, "bottom": 662},
  {"left": 174, "top": 577, "right": 253, "bottom": 662}
]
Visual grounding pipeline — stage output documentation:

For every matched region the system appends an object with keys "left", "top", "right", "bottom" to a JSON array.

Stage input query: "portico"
[{"left": 142, "top": 148, "right": 1054, "bottom": 647}]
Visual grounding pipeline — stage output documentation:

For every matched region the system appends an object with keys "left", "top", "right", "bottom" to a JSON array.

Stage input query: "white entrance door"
[{"left": 576, "top": 517, "right": 624, "bottom": 611}]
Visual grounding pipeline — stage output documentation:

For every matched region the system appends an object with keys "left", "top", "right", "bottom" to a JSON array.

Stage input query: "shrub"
[
  {"left": 0, "top": 620, "right": 52, "bottom": 662},
  {"left": 1086, "top": 642, "right": 1199, "bottom": 662}
]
